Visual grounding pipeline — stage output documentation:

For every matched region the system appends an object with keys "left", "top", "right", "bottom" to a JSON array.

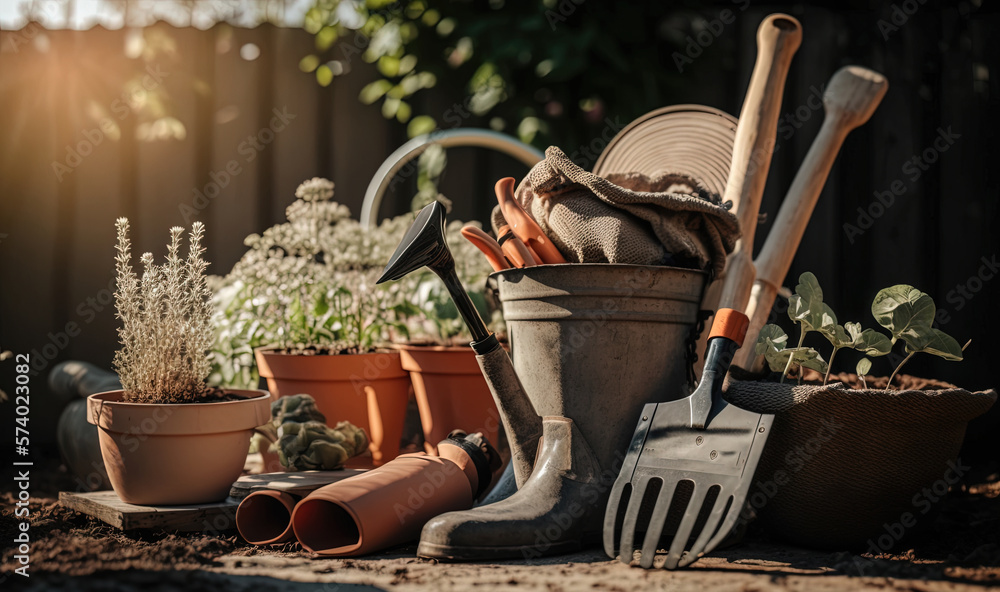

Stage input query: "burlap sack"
[
  {"left": 724, "top": 370, "right": 996, "bottom": 550},
  {"left": 492, "top": 146, "right": 740, "bottom": 276}
]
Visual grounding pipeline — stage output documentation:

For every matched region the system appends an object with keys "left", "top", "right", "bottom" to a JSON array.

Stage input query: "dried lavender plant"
[{"left": 113, "top": 218, "right": 214, "bottom": 403}]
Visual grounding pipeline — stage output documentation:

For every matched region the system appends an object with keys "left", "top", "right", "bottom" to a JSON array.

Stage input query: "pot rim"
[
  {"left": 393, "top": 343, "right": 474, "bottom": 353},
  {"left": 254, "top": 345, "right": 401, "bottom": 357},
  {"left": 87, "top": 388, "right": 270, "bottom": 407},
  {"left": 489, "top": 262, "right": 708, "bottom": 278},
  {"left": 87, "top": 389, "right": 272, "bottom": 434}
]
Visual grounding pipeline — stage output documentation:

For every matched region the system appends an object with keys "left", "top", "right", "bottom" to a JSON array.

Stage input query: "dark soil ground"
[{"left": 2, "top": 456, "right": 998, "bottom": 591}]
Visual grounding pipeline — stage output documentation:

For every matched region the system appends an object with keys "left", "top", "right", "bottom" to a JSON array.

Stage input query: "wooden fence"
[{"left": 1, "top": 3, "right": 997, "bottom": 444}]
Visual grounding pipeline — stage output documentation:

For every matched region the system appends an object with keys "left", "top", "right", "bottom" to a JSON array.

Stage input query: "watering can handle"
[{"left": 360, "top": 129, "right": 544, "bottom": 229}]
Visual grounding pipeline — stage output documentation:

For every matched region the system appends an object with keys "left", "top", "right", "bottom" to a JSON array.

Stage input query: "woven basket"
[{"left": 724, "top": 370, "right": 996, "bottom": 551}]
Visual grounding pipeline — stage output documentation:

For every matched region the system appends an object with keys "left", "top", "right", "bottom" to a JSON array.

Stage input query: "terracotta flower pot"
[
  {"left": 398, "top": 345, "right": 501, "bottom": 454},
  {"left": 254, "top": 348, "right": 410, "bottom": 466},
  {"left": 87, "top": 389, "right": 271, "bottom": 505}
]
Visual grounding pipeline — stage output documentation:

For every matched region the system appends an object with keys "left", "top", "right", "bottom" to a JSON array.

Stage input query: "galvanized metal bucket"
[{"left": 492, "top": 263, "right": 706, "bottom": 472}]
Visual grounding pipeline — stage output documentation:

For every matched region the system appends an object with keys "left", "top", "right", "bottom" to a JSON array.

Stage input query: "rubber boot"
[{"left": 419, "top": 416, "right": 608, "bottom": 560}]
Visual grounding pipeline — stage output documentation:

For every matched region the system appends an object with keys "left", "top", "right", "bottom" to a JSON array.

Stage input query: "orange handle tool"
[
  {"left": 494, "top": 177, "right": 566, "bottom": 265},
  {"left": 461, "top": 226, "right": 510, "bottom": 272},
  {"left": 497, "top": 225, "right": 538, "bottom": 268}
]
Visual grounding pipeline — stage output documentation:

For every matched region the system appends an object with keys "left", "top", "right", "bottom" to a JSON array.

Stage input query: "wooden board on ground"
[
  {"left": 229, "top": 469, "right": 368, "bottom": 500},
  {"left": 59, "top": 490, "right": 239, "bottom": 532}
]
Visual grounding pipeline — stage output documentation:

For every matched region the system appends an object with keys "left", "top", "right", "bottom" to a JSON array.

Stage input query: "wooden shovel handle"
[
  {"left": 734, "top": 66, "right": 888, "bottom": 370},
  {"left": 717, "top": 14, "right": 802, "bottom": 312}
]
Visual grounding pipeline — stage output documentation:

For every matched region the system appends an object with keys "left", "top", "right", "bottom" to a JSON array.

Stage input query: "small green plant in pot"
[
  {"left": 754, "top": 272, "right": 965, "bottom": 387},
  {"left": 87, "top": 219, "right": 270, "bottom": 505},
  {"left": 212, "top": 178, "right": 419, "bottom": 466},
  {"left": 726, "top": 272, "right": 996, "bottom": 550}
]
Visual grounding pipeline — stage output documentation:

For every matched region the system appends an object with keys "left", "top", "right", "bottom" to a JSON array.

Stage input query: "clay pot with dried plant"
[{"left": 88, "top": 219, "right": 270, "bottom": 506}]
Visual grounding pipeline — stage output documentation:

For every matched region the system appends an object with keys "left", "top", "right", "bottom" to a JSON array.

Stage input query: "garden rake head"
[{"left": 603, "top": 309, "right": 774, "bottom": 569}]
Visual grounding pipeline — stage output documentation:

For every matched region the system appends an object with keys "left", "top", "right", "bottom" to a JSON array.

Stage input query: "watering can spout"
[
  {"left": 377, "top": 201, "right": 454, "bottom": 285},
  {"left": 379, "top": 201, "right": 542, "bottom": 488}
]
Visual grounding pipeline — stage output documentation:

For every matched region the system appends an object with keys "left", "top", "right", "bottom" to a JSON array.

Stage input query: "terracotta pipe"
[
  {"left": 236, "top": 489, "right": 300, "bottom": 545},
  {"left": 291, "top": 439, "right": 491, "bottom": 557}
]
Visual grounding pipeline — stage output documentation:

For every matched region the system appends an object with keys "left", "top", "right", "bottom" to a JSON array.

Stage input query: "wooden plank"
[
  {"left": 269, "top": 26, "right": 321, "bottom": 229},
  {"left": 66, "top": 27, "right": 131, "bottom": 369},
  {"left": 134, "top": 23, "right": 201, "bottom": 255},
  {"left": 59, "top": 490, "right": 238, "bottom": 532},
  {"left": 207, "top": 24, "right": 264, "bottom": 271},
  {"left": 229, "top": 469, "right": 368, "bottom": 500}
]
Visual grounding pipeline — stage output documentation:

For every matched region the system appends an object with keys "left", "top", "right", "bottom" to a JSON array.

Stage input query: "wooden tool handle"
[
  {"left": 734, "top": 66, "right": 888, "bottom": 370},
  {"left": 717, "top": 14, "right": 802, "bottom": 312}
]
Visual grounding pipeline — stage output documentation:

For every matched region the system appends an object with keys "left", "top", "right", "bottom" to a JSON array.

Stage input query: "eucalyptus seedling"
[
  {"left": 755, "top": 323, "right": 828, "bottom": 383},
  {"left": 856, "top": 357, "right": 872, "bottom": 389},
  {"left": 871, "top": 284, "right": 964, "bottom": 390},
  {"left": 754, "top": 274, "right": 967, "bottom": 390}
]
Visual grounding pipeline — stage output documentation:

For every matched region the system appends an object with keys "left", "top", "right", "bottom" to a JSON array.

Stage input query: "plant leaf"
[
  {"left": 762, "top": 346, "right": 828, "bottom": 375},
  {"left": 852, "top": 328, "right": 892, "bottom": 356},
  {"left": 904, "top": 328, "right": 964, "bottom": 361},
  {"left": 897, "top": 322, "right": 937, "bottom": 352},
  {"left": 794, "top": 348, "right": 830, "bottom": 374},
  {"left": 795, "top": 272, "right": 823, "bottom": 305},
  {"left": 788, "top": 273, "right": 838, "bottom": 335},
  {"left": 856, "top": 357, "right": 872, "bottom": 376},
  {"left": 819, "top": 323, "right": 851, "bottom": 348},
  {"left": 755, "top": 324, "right": 788, "bottom": 356},
  {"left": 871, "top": 284, "right": 936, "bottom": 341},
  {"left": 791, "top": 297, "right": 837, "bottom": 335}
]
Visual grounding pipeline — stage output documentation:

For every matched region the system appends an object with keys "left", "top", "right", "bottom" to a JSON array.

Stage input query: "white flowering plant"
[{"left": 210, "top": 177, "right": 499, "bottom": 389}]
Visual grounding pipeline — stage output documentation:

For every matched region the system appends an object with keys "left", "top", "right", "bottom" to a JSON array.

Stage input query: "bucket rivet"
[
  {"left": 710, "top": 450, "right": 718, "bottom": 460},
  {"left": 642, "top": 416, "right": 648, "bottom": 421},
  {"left": 758, "top": 426, "right": 765, "bottom": 433},
  {"left": 695, "top": 436, "right": 704, "bottom": 446}
]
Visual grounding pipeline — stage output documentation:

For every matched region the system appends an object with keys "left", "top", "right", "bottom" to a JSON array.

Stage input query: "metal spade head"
[{"left": 377, "top": 201, "right": 454, "bottom": 284}]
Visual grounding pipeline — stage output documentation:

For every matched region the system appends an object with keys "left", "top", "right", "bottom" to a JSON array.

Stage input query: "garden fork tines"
[{"left": 604, "top": 309, "right": 774, "bottom": 569}]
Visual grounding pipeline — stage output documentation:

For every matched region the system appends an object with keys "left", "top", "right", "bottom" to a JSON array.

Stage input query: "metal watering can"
[{"left": 378, "top": 201, "right": 706, "bottom": 560}]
